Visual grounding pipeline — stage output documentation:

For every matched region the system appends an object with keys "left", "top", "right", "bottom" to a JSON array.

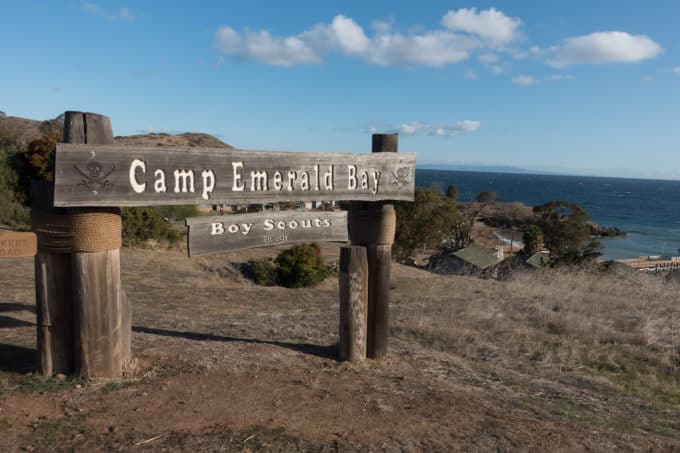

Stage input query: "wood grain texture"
[
  {"left": 186, "top": 211, "right": 348, "bottom": 256},
  {"left": 32, "top": 180, "right": 74, "bottom": 376},
  {"left": 366, "top": 134, "right": 397, "bottom": 360},
  {"left": 72, "top": 249, "right": 123, "bottom": 378},
  {"left": 65, "top": 111, "right": 127, "bottom": 378},
  {"left": 367, "top": 244, "right": 391, "bottom": 359},
  {"left": 121, "top": 288, "right": 132, "bottom": 364},
  {"left": 53, "top": 144, "right": 416, "bottom": 206},
  {"left": 372, "top": 133, "right": 399, "bottom": 154},
  {"left": 35, "top": 252, "right": 74, "bottom": 376},
  {"left": 64, "top": 111, "right": 114, "bottom": 145},
  {"left": 339, "top": 246, "right": 368, "bottom": 362}
]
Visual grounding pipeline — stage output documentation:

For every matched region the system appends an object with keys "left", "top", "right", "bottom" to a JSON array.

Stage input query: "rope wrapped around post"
[
  {"left": 347, "top": 204, "right": 396, "bottom": 246},
  {"left": 32, "top": 208, "right": 122, "bottom": 254}
]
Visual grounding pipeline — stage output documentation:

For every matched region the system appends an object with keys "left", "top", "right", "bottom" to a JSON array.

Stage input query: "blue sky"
[{"left": 2, "top": 1, "right": 679, "bottom": 179}]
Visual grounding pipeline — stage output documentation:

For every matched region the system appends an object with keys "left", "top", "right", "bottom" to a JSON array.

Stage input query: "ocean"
[{"left": 416, "top": 169, "right": 680, "bottom": 260}]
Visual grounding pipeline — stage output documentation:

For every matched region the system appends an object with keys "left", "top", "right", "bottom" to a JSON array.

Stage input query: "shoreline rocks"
[{"left": 587, "top": 222, "right": 626, "bottom": 238}]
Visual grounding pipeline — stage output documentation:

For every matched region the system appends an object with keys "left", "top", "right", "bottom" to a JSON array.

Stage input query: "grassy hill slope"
[{"left": 0, "top": 245, "right": 679, "bottom": 450}]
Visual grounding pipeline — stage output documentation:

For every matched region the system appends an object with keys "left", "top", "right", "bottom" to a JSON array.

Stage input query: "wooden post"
[
  {"left": 339, "top": 246, "right": 368, "bottom": 361},
  {"left": 347, "top": 134, "right": 397, "bottom": 360},
  {"left": 64, "top": 111, "right": 128, "bottom": 378},
  {"left": 32, "top": 181, "right": 74, "bottom": 376},
  {"left": 366, "top": 133, "right": 397, "bottom": 359},
  {"left": 366, "top": 240, "right": 392, "bottom": 358}
]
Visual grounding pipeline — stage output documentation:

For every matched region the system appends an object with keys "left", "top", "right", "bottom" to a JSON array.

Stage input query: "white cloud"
[
  {"left": 442, "top": 8, "right": 521, "bottom": 44},
  {"left": 673, "top": 66, "right": 680, "bottom": 74},
  {"left": 216, "top": 14, "right": 479, "bottom": 67},
  {"left": 512, "top": 75, "right": 537, "bottom": 85},
  {"left": 393, "top": 120, "right": 481, "bottom": 137},
  {"left": 82, "top": 1, "right": 135, "bottom": 21},
  {"left": 546, "top": 74, "right": 574, "bottom": 81},
  {"left": 463, "top": 70, "right": 478, "bottom": 80},
  {"left": 478, "top": 53, "right": 498, "bottom": 64},
  {"left": 547, "top": 31, "right": 662, "bottom": 67},
  {"left": 371, "top": 19, "right": 394, "bottom": 35},
  {"left": 214, "top": 27, "right": 320, "bottom": 67},
  {"left": 529, "top": 46, "right": 545, "bottom": 58},
  {"left": 213, "top": 11, "right": 662, "bottom": 72},
  {"left": 363, "top": 31, "right": 476, "bottom": 67},
  {"left": 301, "top": 15, "right": 369, "bottom": 55},
  {"left": 508, "top": 48, "right": 529, "bottom": 60}
]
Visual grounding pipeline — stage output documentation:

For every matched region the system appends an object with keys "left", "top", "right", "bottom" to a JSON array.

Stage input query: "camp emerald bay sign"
[{"left": 53, "top": 144, "right": 416, "bottom": 207}]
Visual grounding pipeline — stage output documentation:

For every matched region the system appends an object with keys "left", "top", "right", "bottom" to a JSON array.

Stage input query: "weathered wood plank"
[
  {"left": 339, "top": 246, "right": 368, "bottom": 362},
  {"left": 53, "top": 144, "right": 415, "bottom": 207},
  {"left": 0, "top": 231, "right": 37, "bottom": 258},
  {"left": 65, "top": 111, "right": 126, "bottom": 379},
  {"left": 32, "top": 179, "right": 74, "bottom": 377},
  {"left": 366, "top": 134, "right": 397, "bottom": 359},
  {"left": 186, "top": 211, "right": 348, "bottom": 256},
  {"left": 72, "top": 249, "right": 123, "bottom": 378},
  {"left": 367, "top": 244, "right": 391, "bottom": 359},
  {"left": 35, "top": 252, "right": 74, "bottom": 376}
]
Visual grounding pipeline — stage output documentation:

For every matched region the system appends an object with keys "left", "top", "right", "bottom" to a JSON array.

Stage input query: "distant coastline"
[
  {"left": 416, "top": 168, "right": 680, "bottom": 260},
  {"left": 417, "top": 164, "right": 680, "bottom": 183}
]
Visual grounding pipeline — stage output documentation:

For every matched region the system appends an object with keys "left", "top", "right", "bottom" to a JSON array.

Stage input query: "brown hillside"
[
  {"left": 0, "top": 115, "right": 48, "bottom": 146},
  {"left": 0, "top": 114, "right": 233, "bottom": 149},
  {"left": 115, "top": 132, "right": 233, "bottom": 148}
]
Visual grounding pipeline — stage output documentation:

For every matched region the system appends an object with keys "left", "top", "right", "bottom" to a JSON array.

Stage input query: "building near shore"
[
  {"left": 428, "top": 245, "right": 499, "bottom": 276},
  {"left": 618, "top": 255, "right": 680, "bottom": 272},
  {"left": 525, "top": 251, "right": 550, "bottom": 269}
]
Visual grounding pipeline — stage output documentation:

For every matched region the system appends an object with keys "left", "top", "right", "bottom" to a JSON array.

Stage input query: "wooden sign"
[
  {"left": 0, "top": 231, "right": 37, "bottom": 258},
  {"left": 185, "top": 211, "right": 348, "bottom": 256},
  {"left": 53, "top": 144, "right": 416, "bottom": 207}
]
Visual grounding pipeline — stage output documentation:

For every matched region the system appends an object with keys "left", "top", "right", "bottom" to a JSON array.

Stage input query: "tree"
[
  {"left": 523, "top": 224, "right": 543, "bottom": 255},
  {"left": 533, "top": 201, "right": 601, "bottom": 265},
  {"left": 445, "top": 184, "right": 458, "bottom": 202},
  {"left": 448, "top": 213, "right": 473, "bottom": 250},
  {"left": 476, "top": 191, "right": 497, "bottom": 203},
  {"left": 394, "top": 188, "right": 462, "bottom": 258}
]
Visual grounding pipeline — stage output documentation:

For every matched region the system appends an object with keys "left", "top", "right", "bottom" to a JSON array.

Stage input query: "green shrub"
[
  {"left": 23, "top": 131, "right": 62, "bottom": 183},
  {"left": 248, "top": 258, "right": 278, "bottom": 286},
  {"left": 121, "top": 207, "right": 181, "bottom": 246},
  {"left": 0, "top": 144, "right": 29, "bottom": 230},
  {"left": 275, "top": 243, "right": 328, "bottom": 288},
  {"left": 0, "top": 199, "right": 29, "bottom": 230}
]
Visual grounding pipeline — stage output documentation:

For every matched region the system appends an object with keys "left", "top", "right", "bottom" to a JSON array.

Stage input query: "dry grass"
[
  {"left": 391, "top": 265, "right": 680, "bottom": 436},
  {"left": 115, "top": 132, "right": 232, "bottom": 148},
  {"left": 505, "top": 269, "right": 680, "bottom": 401},
  {"left": 2, "top": 247, "right": 680, "bottom": 449}
]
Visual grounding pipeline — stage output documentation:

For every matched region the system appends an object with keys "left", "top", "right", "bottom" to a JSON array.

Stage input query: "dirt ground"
[{"left": 1, "top": 245, "right": 679, "bottom": 451}]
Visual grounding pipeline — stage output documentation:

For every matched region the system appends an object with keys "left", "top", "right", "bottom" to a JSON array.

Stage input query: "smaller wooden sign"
[
  {"left": 186, "top": 211, "right": 348, "bottom": 256},
  {"left": 0, "top": 231, "right": 37, "bottom": 258}
]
